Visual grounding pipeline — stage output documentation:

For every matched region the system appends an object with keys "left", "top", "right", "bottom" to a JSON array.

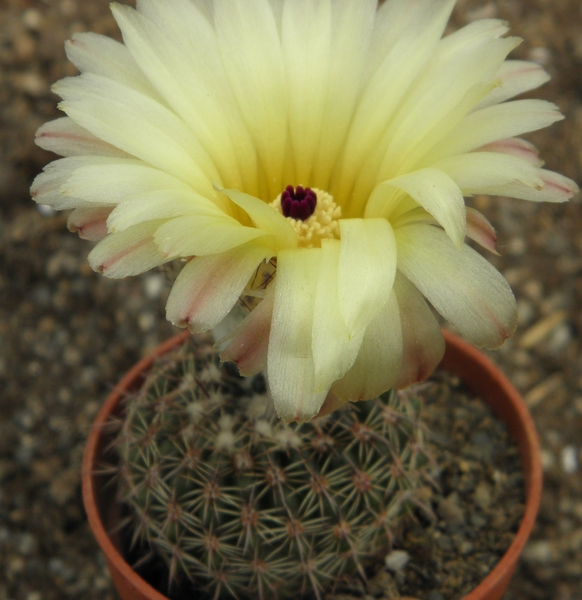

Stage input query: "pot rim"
[{"left": 82, "top": 329, "right": 542, "bottom": 600}]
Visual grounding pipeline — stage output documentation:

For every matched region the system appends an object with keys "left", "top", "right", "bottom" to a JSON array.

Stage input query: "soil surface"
[{"left": 1, "top": 1, "right": 581, "bottom": 600}]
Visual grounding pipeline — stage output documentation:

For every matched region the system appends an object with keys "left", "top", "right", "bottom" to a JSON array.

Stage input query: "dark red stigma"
[{"left": 281, "top": 185, "right": 317, "bottom": 221}]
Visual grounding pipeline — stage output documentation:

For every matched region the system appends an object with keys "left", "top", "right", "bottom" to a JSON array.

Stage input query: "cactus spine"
[{"left": 114, "top": 338, "right": 430, "bottom": 600}]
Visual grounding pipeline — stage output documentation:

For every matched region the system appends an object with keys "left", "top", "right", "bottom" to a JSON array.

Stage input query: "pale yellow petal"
[
  {"left": 428, "top": 99, "right": 564, "bottom": 160},
  {"left": 111, "top": 4, "right": 246, "bottom": 191},
  {"left": 64, "top": 31, "right": 164, "bottom": 101},
  {"left": 154, "top": 214, "right": 271, "bottom": 259},
  {"left": 61, "top": 158, "right": 192, "bottom": 204},
  {"left": 393, "top": 274, "right": 444, "bottom": 389},
  {"left": 166, "top": 243, "right": 272, "bottom": 332},
  {"left": 281, "top": 0, "right": 331, "bottom": 184},
  {"left": 312, "top": 0, "right": 376, "bottom": 189},
  {"left": 474, "top": 60, "right": 550, "bottom": 111},
  {"left": 267, "top": 248, "right": 327, "bottom": 423},
  {"left": 396, "top": 223, "right": 517, "bottom": 349},
  {"left": 480, "top": 169, "right": 578, "bottom": 203},
  {"left": 220, "top": 284, "right": 275, "bottom": 377},
  {"left": 332, "top": 292, "right": 402, "bottom": 403},
  {"left": 106, "top": 189, "right": 224, "bottom": 233},
  {"left": 312, "top": 239, "right": 365, "bottom": 393},
  {"left": 477, "top": 137, "right": 543, "bottom": 167},
  {"left": 214, "top": 0, "right": 287, "bottom": 199},
  {"left": 433, "top": 151, "right": 543, "bottom": 191},
  {"left": 338, "top": 218, "right": 397, "bottom": 335},
  {"left": 31, "top": 157, "right": 116, "bottom": 210},
  {"left": 132, "top": 0, "right": 259, "bottom": 195},
  {"left": 466, "top": 208, "right": 498, "bottom": 254},
  {"left": 88, "top": 219, "right": 168, "bottom": 278},
  {"left": 366, "top": 169, "right": 466, "bottom": 247},
  {"left": 35, "top": 117, "right": 130, "bottom": 158},
  {"left": 220, "top": 187, "right": 297, "bottom": 250},
  {"left": 67, "top": 206, "right": 112, "bottom": 241},
  {"left": 336, "top": 0, "right": 456, "bottom": 206},
  {"left": 54, "top": 73, "right": 218, "bottom": 199}
]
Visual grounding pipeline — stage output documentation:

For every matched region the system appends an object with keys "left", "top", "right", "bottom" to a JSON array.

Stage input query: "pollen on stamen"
[{"left": 271, "top": 186, "right": 342, "bottom": 248}]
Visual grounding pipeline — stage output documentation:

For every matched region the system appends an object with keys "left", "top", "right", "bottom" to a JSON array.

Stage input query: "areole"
[{"left": 82, "top": 330, "right": 542, "bottom": 600}]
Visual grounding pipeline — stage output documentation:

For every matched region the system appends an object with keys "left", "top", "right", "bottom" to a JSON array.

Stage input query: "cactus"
[{"left": 113, "top": 337, "right": 431, "bottom": 600}]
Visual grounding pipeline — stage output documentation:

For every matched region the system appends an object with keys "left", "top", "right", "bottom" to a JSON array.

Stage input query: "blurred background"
[{"left": 0, "top": 0, "right": 581, "bottom": 598}]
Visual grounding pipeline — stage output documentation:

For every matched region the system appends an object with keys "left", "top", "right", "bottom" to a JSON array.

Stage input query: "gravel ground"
[{"left": 0, "top": 1, "right": 581, "bottom": 599}]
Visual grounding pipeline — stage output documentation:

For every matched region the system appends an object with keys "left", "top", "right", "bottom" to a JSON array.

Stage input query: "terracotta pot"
[{"left": 82, "top": 330, "right": 542, "bottom": 600}]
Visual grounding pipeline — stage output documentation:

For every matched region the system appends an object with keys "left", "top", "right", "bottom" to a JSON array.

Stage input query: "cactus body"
[{"left": 114, "top": 338, "right": 429, "bottom": 600}]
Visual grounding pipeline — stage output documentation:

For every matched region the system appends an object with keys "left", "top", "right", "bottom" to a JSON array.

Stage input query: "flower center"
[
  {"left": 271, "top": 186, "right": 342, "bottom": 248},
  {"left": 281, "top": 185, "right": 317, "bottom": 220}
]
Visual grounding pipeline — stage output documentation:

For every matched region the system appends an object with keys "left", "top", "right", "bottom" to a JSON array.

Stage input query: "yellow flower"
[{"left": 32, "top": 0, "right": 577, "bottom": 422}]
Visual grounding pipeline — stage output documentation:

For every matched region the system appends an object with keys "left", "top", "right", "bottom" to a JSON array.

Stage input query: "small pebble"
[
  {"left": 22, "top": 8, "right": 43, "bottom": 30},
  {"left": 138, "top": 311, "right": 156, "bottom": 331},
  {"left": 438, "top": 493, "right": 465, "bottom": 525},
  {"left": 561, "top": 446, "right": 578, "bottom": 474},
  {"left": 143, "top": 274, "right": 166, "bottom": 299},
  {"left": 17, "top": 532, "right": 36, "bottom": 555},
  {"left": 436, "top": 535, "right": 454, "bottom": 552},
  {"left": 37, "top": 204, "right": 56, "bottom": 216},
  {"left": 8, "top": 556, "right": 25, "bottom": 575},
  {"left": 545, "top": 323, "right": 572, "bottom": 355},
  {"left": 470, "top": 513, "right": 488, "bottom": 529},
  {"left": 460, "top": 540, "right": 474, "bottom": 555},
  {"left": 474, "top": 481, "right": 493, "bottom": 510},
  {"left": 523, "top": 540, "right": 559, "bottom": 564},
  {"left": 367, "top": 570, "right": 398, "bottom": 597},
  {"left": 384, "top": 550, "right": 410, "bottom": 572}
]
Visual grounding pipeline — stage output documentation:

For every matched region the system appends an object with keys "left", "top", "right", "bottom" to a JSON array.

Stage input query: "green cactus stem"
[{"left": 113, "top": 337, "right": 431, "bottom": 600}]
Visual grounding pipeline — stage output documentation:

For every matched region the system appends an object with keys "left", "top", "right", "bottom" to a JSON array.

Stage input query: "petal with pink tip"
[
  {"left": 477, "top": 137, "right": 543, "bottom": 167},
  {"left": 88, "top": 220, "right": 168, "bottom": 278},
  {"left": 433, "top": 152, "right": 542, "bottom": 190},
  {"left": 67, "top": 206, "right": 112, "bottom": 241},
  {"left": 393, "top": 274, "right": 444, "bottom": 389},
  {"left": 166, "top": 242, "right": 272, "bottom": 333},
  {"left": 30, "top": 157, "right": 116, "bottom": 210},
  {"left": 332, "top": 291, "right": 402, "bottom": 403},
  {"left": 267, "top": 248, "right": 327, "bottom": 423},
  {"left": 219, "top": 284, "right": 275, "bottom": 376},
  {"left": 396, "top": 223, "right": 516, "bottom": 349},
  {"left": 35, "top": 118, "right": 130, "bottom": 159},
  {"left": 62, "top": 159, "right": 193, "bottom": 204},
  {"left": 482, "top": 169, "right": 578, "bottom": 203},
  {"left": 431, "top": 99, "right": 563, "bottom": 158},
  {"left": 466, "top": 207, "right": 498, "bottom": 254},
  {"left": 54, "top": 73, "right": 217, "bottom": 198},
  {"left": 474, "top": 60, "right": 550, "bottom": 110}
]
